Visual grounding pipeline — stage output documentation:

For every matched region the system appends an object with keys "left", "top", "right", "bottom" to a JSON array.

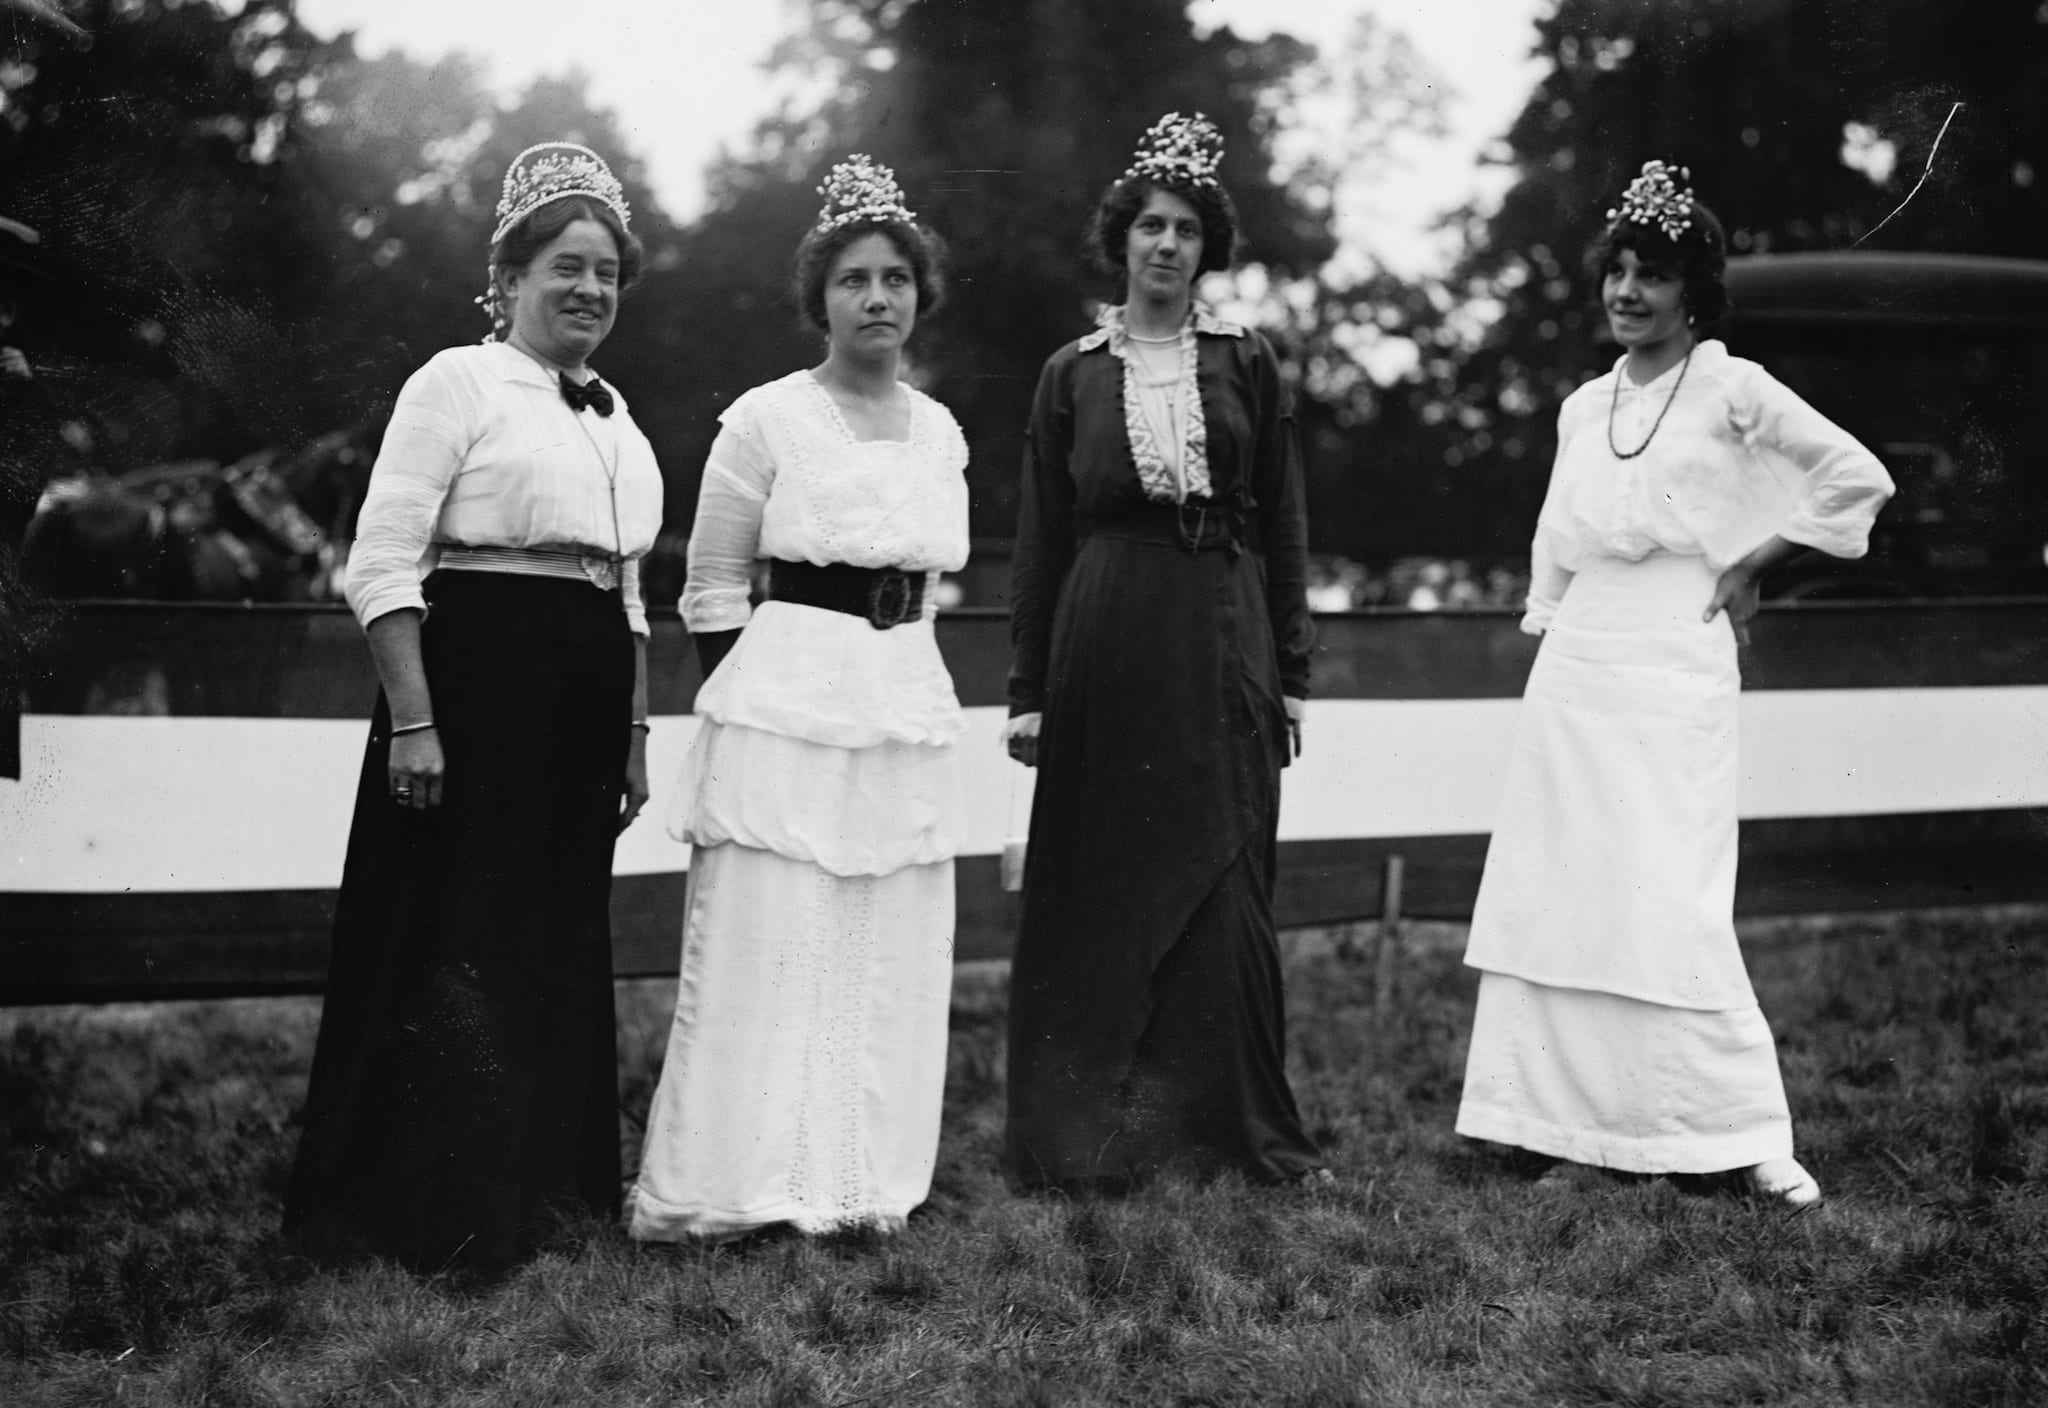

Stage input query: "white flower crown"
[
  {"left": 492, "top": 141, "right": 631, "bottom": 246},
  {"left": 1124, "top": 111, "right": 1223, "bottom": 190},
  {"left": 1606, "top": 160, "right": 1696, "bottom": 240},
  {"left": 815, "top": 154, "right": 917, "bottom": 233}
]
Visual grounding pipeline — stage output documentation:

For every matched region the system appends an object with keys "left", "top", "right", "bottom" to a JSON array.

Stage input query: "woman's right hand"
[
  {"left": 1003, "top": 712, "right": 1042, "bottom": 769},
  {"left": 389, "top": 726, "right": 446, "bottom": 812}
]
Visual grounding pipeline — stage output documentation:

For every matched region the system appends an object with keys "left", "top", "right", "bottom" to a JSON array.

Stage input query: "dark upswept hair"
[
  {"left": 1090, "top": 175, "right": 1240, "bottom": 284},
  {"left": 791, "top": 217, "right": 949, "bottom": 334},
  {"left": 1587, "top": 199, "right": 1730, "bottom": 334},
  {"left": 492, "top": 197, "right": 644, "bottom": 288}
]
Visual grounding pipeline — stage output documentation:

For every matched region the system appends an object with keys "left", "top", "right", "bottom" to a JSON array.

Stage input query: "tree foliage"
[
  {"left": 1401, "top": 0, "right": 2048, "bottom": 564},
  {"left": 9, "top": 0, "right": 2046, "bottom": 592},
  {"left": 674, "top": 0, "right": 1339, "bottom": 539},
  {"left": 1, "top": 3, "right": 684, "bottom": 536}
]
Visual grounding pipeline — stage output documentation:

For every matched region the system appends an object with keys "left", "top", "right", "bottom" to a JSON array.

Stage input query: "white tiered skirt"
[
  {"left": 629, "top": 606, "right": 962, "bottom": 1239},
  {"left": 1457, "top": 551, "right": 1795, "bottom": 1173}
]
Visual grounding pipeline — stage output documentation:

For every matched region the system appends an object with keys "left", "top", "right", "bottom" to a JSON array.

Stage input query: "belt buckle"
[
  {"left": 1176, "top": 502, "right": 1209, "bottom": 552},
  {"left": 583, "top": 552, "right": 621, "bottom": 591},
  {"left": 866, "top": 568, "right": 913, "bottom": 630}
]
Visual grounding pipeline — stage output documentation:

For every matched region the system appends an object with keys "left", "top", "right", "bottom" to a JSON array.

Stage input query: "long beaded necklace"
[{"left": 1607, "top": 342, "right": 1693, "bottom": 460}]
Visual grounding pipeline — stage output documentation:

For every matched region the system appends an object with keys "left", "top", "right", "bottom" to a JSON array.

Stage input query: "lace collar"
[
  {"left": 1077, "top": 301, "right": 1245, "bottom": 354},
  {"left": 1079, "top": 304, "right": 1238, "bottom": 502}
]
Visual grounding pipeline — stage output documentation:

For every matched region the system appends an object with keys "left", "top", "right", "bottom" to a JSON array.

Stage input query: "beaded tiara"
[
  {"left": 1123, "top": 111, "right": 1223, "bottom": 190},
  {"left": 492, "top": 141, "right": 631, "bottom": 245},
  {"left": 815, "top": 154, "right": 916, "bottom": 234},
  {"left": 1605, "top": 160, "right": 1695, "bottom": 240}
]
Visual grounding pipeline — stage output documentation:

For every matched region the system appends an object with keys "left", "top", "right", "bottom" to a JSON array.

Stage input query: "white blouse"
[
  {"left": 345, "top": 341, "right": 666, "bottom": 636},
  {"left": 667, "top": 372, "right": 970, "bottom": 873},
  {"left": 681, "top": 371, "right": 971, "bottom": 752},
  {"left": 1526, "top": 339, "right": 1894, "bottom": 633},
  {"left": 681, "top": 370, "right": 970, "bottom": 630}
]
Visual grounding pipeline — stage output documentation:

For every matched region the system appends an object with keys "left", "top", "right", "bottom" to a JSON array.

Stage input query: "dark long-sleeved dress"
[{"left": 1005, "top": 306, "right": 1322, "bottom": 1189}]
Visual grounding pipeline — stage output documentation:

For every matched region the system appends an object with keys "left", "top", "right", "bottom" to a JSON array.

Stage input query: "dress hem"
[
  {"left": 1455, "top": 1102, "right": 1793, "bottom": 1175},
  {"left": 626, "top": 1186, "right": 918, "bottom": 1241}
]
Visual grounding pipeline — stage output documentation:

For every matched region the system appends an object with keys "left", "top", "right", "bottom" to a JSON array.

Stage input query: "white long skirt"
[
  {"left": 1457, "top": 972, "right": 1793, "bottom": 1173},
  {"left": 629, "top": 841, "right": 954, "bottom": 1239},
  {"left": 1458, "top": 550, "right": 1794, "bottom": 1173}
]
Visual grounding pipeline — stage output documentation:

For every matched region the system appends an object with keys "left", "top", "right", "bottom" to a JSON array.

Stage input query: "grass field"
[{"left": 3, "top": 910, "right": 2045, "bottom": 1406}]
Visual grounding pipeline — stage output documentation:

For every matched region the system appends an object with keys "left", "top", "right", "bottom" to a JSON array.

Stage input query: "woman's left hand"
[
  {"left": 619, "top": 729, "right": 650, "bottom": 832},
  {"left": 1704, "top": 564, "right": 1763, "bottom": 647},
  {"left": 1284, "top": 696, "right": 1304, "bottom": 762},
  {"left": 1705, "top": 535, "right": 1800, "bottom": 648}
]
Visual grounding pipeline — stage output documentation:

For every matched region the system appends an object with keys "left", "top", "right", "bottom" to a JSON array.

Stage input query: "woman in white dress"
[
  {"left": 629, "top": 156, "right": 968, "bottom": 1240},
  {"left": 1456, "top": 162, "right": 1894, "bottom": 1207}
]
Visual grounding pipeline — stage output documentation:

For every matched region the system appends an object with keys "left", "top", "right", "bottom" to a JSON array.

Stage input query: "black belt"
[
  {"left": 769, "top": 559, "right": 925, "bottom": 629},
  {"left": 1081, "top": 499, "right": 1243, "bottom": 555}
]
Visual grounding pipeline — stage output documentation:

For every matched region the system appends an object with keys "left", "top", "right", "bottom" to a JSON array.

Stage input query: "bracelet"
[
  {"left": 630, "top": 720, "right": 651, "bottom": 731},
  {"left": 389, "top": 720, "right": 437, "bottom": 737}
]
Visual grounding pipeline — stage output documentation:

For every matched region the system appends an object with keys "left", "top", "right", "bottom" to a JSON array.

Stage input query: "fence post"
[{"left": 1372, "top": 853, "right": 1405, "bottom": 1033}]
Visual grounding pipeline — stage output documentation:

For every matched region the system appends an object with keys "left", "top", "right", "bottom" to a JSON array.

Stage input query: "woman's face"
[
  {"left": 1125, "top": 188, "right": 1204, "bottom": 304},
  {"left": 502, "top": 217, "right": 621, "bottom": 368},
  {"left": 822, "top": 231, "right": 917, "bottom": 358},
  {"left": 1601, "top": 247, "right": 1689, "bottom": 354}
]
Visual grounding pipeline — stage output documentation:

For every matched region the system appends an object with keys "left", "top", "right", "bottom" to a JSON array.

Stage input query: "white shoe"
[{"left": 1748, "top": 1157, "right": 1822, "bottom": 1208}]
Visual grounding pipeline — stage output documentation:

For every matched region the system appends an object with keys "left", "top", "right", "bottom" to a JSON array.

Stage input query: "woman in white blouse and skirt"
[
  {"left": 286, "top": 144, "right": 664, "bottom": 1274},
  {"left": 1456, "top": 163, "right": 1894, "bottom": 1207},
  {"left": 628, "top": 157, "right": 968, "bottom": 1240}
]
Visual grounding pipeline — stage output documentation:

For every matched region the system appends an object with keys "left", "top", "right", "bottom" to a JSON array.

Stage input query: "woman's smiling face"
[
  {"left": 503, "top": 217, "right": 621, "bottom": 368},
  {"left": 1601, "top": 247, "right": 1689, "bottom": 355}
]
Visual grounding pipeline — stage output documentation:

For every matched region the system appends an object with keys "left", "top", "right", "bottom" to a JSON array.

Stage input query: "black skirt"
[
  {"left": 1004, "top": 528, "right": 1322, "bottom": 1190},
  {"left": 285, "top": 571, "right": 633, "bottom": 1272}
]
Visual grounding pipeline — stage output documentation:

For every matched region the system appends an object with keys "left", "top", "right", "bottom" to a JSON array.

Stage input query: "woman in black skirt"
[
  {"left": 285, "top": 142, "right": 665, "bottom": 1273},
  {"left": 1003, "top": 114, "right": 1325, "bottom": 1191}
]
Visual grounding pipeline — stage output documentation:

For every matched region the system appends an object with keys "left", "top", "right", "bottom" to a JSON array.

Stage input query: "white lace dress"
[{"left": 629, "top": 370, "right": 969, "bottom": 1239}]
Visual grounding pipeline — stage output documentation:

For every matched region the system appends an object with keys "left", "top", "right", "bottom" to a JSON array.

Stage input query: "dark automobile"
[{"left": 1724, "top": 251, "right": 2048, "bottom": 600}]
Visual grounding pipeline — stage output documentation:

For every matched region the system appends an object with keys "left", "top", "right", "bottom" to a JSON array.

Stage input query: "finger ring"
[{"left": 395, "top": 786, "right": 413, "bottom": 799}]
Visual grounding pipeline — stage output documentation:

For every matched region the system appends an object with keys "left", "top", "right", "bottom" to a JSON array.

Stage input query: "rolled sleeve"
[
  {"left": 1749, "top": 366, "right": 1896, "bottom": 560},
  {"left": 343, "top": 362, "right": 470, "bottom": 628},
  {"left": 1522, "top": 532, "right": 1572, "bottom": 635}
]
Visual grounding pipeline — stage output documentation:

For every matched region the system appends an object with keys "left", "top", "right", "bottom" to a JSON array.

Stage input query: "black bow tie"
[{"left": 559, "top": 373, "right": 614, "bottom": 417}]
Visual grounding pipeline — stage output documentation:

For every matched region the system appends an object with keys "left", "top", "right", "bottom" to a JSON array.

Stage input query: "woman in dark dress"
[
  {"left": 1003, "top": 113, "right": 1325, "bottom": 1191},
  {"left": 285, "top": 143, "right": 664, "bottom": 1273}
]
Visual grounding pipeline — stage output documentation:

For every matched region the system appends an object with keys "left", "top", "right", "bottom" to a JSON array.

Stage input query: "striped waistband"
[{"left": 436, "top": 543, "right": 620, "bottom": 591}]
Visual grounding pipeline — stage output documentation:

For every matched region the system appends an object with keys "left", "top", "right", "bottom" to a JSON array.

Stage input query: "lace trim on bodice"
[
  {"left": 754, "top": 372, "right": 936, "bottom": 564},
  {"left": 1079, "top": 304, "right": 1243, "bottom": 503}
]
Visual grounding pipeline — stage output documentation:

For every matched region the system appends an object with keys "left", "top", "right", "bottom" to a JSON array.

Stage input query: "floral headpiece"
[
  {"left": 478, "top": 142, "right": 630, "bottom": 338},
  {"left": 1124, "top": 112, "right": 1223, "bottom": 190},
  {"left": 491, "top": 141, "right": 631, "bottom": 246},
  {"left": 815, "top": 155, "right": 916, "bottom": 234},
  {"left": 1605, "top": 160, "right": 1695, "bottom": 240}
]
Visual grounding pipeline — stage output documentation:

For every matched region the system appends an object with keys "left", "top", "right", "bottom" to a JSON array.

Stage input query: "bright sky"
[{"left": 292, "top": 0, "right": 1549, "bottom": 276}]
